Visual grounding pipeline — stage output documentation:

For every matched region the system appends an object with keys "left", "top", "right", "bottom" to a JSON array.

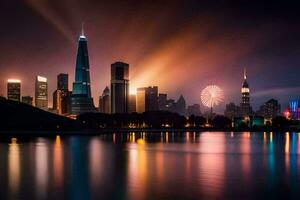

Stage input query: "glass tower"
[{"left": 70, "top": 28, "right": 95, "bottom": 115}]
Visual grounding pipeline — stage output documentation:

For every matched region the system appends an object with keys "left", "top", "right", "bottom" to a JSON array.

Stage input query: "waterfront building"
[
  {"left": 7, "top": 79, "right": 21, "bottom": 102},
  {"left": 35, "top": 75, "right": 48, "bottom": 110},
  {"left": 158, "top": 93, "right": 167, "bottom": 110},
  {"left": 136, "top": 87, "right": 146, "bottom": 113},
  {"left": 22, "top": 96, "right": 33, "bottom": 105},
  {"left": 110, "top": 62, "right": 129, "bottom": 113},
  {"left": 257, "top": 99, "right": 281, "bottom": 120},
  {"left": 53, "top": 73, "right": 70, "bottom": 115},
  {"left": 176, "top": 95, "right": 186, "bottom": 116},
  {"left": 187, "top": 104, "right": 201, "bottom": 116},
  {"left": 128, "top": 94, "right": 136, "bottom": 113},
  {"left": 99, "top": 86, "right": 110, "bottom": 113},
  {"left": 145, "top": 86, "right": 158, "bottom": 111},
  {"left": 70, "top": 27, "right": 95, "bottom": 115},
  {"left": 224, "top": 102, "right": 240, "bottom": 119}
]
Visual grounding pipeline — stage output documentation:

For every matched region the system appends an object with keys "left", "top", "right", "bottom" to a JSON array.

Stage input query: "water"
[{"left": 0, "top": 132, "right": 300, "bottom": 200}]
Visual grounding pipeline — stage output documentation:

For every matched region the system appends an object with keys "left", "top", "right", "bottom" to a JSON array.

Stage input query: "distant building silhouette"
[
  {"left": 158, "top": 93, "right": 167, "bottom": 110},
  {"left": 128, "top": 94, "right": 136, "bottom": 113},
  {"left": 257, "top": 99, "right": 281, "bottom": 120},
  {"left": 7, "top": 79, "right": 21, "bottom": 102},
  {"left": 176, "top": 95, "right": 186, "bottom": 116},
  {"left": 22, "top": 96, "right": 33, "bottom": 105},
  {"left": 224, "top": 102, "right": 239, "bottom": 119},
  {"left": 166, "top": 99, "right": 176, "bottom": 113},
  {"left": 288, "top": 100, "right": 299, "bottom": 120},
  {"left": 240, "top": 68, "right": 253, "bottom": 117},
  {"left": 99, "top": 86, "right": 110, "bottom": 113},
  {"left": 110, "top": 62, "right": 129, "bottom": 113},
  {"left": 187, "top": 104, "right": 201, "bottom": 116},
  {"left": 70, "top": 28, "right": 95, "bottom": 115},
  {"left": 35, "top": 75, "right": 48, "bottom": 110}
]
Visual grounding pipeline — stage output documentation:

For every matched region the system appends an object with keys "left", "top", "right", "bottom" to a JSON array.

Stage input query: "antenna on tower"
[
  {"left": 81, "top": 22, "right": 85, "bottom": 36},
  {"left": 243, "top": 67, "right": 247, "bottom": 80}
]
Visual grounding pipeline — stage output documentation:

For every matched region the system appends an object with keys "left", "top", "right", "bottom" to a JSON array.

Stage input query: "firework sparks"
[{"left": 201, "top": 85, "right": 224, "bottom": 108}]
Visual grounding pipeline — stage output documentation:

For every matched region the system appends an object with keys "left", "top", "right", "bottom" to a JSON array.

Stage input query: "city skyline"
[{"left": 1, "top": 1, "right": 300, "bottom": 112}]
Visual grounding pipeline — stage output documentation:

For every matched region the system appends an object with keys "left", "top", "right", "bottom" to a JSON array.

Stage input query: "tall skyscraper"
[
  {"left": 136, "top": 86, "right": 158, "bottom": 113},
  {"left": 136, "top": 87, "right": 146, "bottom": 113},
  {"left": 57, "top": 73, "right": 68, "bottom": 91},
  {"left": 99, "top": 86, "right": 110, "bottom": 113},
  {"left": 110, "top": 62, "right": 129, "bottom": 113},
  {"left": 35, "top": 75, "right": 48, "bottom": 110},
  {"left": 70, "top": 27, "right": 95, "bottom": 115},
  {"left": 53, "top": 73, "right": 70, "bottom": 115},
  {"left": 7, "top": 79, "right": 21, "bottom": 102},
  {"left": 145, "top": 86, "right": 158, "bottom": 111},
  {"left": 22, "top": 96, "right": 33, "bottom": 105},
  {"left": 240, "top": 69, "right": 252, "bottom": 117},
  {"left": 128, "top": 94, "right": 136, "bottom": 113}
]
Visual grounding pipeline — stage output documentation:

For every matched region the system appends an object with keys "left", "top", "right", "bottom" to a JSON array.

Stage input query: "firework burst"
[{"left": 201, "top": 85, "right": 224, "bottom": 108}]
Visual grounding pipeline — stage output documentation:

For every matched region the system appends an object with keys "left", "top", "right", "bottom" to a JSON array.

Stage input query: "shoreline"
[{"left": 0, "top": 127, "right": 299, "bottom": 137}]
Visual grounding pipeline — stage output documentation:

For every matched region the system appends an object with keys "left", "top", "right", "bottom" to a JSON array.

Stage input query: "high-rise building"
[
  {"left": 7, "top": 79, "right": 21, "bottom": 102},
  {"left": 289, "top": 100, "right": 299, "bottom": 120},
  {"left": 158, "top": 93, "right": 167, "bottom": 110},
  {"left": 175, "top": 95, "right": 186, "bottom": 115},
  {"left": 57, "top": 73, "right": 68, "bottom": 91},
  {"left": 129, "top": 94, "right": 136, "bottom": 113},
  {"left": 22, "top": 96, "right": 33, "bottom": 105},
  {"left": 99, "top": 86, "right": 110, "bottom": 113},
  {"left": 53, "top": 73, "right": 70, "bottom": 115},
  {"left": 70, "top": 27, "right": 95, "bottom": 115},
  {"left": 145, "top": 86, "right": 158, "bottom": 111},
  {"left": 257, "top": 99, "right": 281, "bottom": 120},
  {"left": 240, "top": 68, "right": 252, "bottom": 117},
  {"left": 110, "top": 62, "right": 129, "bottom": 113},
  {"left": 187, "top": 104, "right": 201, "bottom": 116},
  {"left": 35, "top": 75, "right": 48, "bottom": 110},
  {"left": 224, "top": 102, "right": 239, "bottom": 119},
  {"left": 136, "top": 87, "right": 146, "bottom": 113}
]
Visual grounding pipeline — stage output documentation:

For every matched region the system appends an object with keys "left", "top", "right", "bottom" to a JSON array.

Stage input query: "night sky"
[{"left": 1, "top": 0, "right": 300, "bottom": 112}]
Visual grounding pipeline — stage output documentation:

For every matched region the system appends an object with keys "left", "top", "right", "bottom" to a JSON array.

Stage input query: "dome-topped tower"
[{"left": 240, "top": 68, "right": 252, "bottom": 117}]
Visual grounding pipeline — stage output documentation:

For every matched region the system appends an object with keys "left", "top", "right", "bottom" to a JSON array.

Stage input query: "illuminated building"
[
  {"left": 53, "top": 74, "right": 70, "bottom": 115},
  {"left": 35, "top": 75, "right": 48, "bottom": 110},
  {"left": 98, "top": 86, "right": 110, "bottom": 113},
  {"left": 22, "top": 96, "right": 33, "bottom": 106},
  {"left": 70, "top": 27, "right": 95, "bottom": 115},
  {"left": 187, "top": 104, "right": 201, "bottom": 116},
  {"left": 257, "top": 99, "right": 281, "bottom": 120},
  {"left": 158, "top": 93, "right": 167, "bottom": 110},
  {"left": 175, "top": 95, "right": 186, "bottom": 116},
  {"left": 240, "top": 68, "right": 253, "bottom": 117},
  {"left": 128, "top": 94, "right": 136, "bottom": 113},
  {"left": 136, "top": 87, "right": 146, "bottom": 113},
  {"left": 7, "top": 79, "right": 21, "bottom": 102},
  {"left": 110, "top": 61, "right": 129, "bottom": 113}
]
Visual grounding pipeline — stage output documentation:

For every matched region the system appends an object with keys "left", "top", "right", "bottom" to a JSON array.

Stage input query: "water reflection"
[
  {"left": 3, "top": 132, "right": 300, "bottom": 200},
  {"left": 53, "top": 135, "right": 64, "bottom": 190},
  {"left": 35, "top": 138, "right": 49, "bottom": 199},
  {"left": 8, "top": 138, "right": 20, "bottom": 197}
]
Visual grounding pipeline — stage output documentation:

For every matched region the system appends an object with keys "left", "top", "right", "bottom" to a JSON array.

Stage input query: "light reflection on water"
[{"left": 2, "top": 132, "right": 300, "bottom": 199}]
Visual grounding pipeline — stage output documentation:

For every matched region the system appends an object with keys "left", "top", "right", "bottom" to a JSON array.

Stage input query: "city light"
[{"left": 7, "top": 79, "right": 21, "bottom": 83}]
